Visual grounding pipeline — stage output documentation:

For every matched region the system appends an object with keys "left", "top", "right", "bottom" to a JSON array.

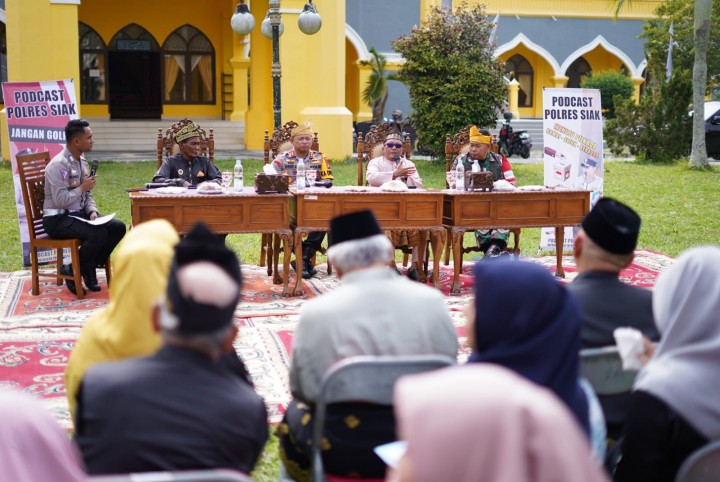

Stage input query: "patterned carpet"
[{"left": 0, "top": 251, "right": 674, "bottom": 429}]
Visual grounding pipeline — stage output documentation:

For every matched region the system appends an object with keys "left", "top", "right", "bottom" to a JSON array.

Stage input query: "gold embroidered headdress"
[
  {"left": 174, "top": 122, "right": 201, "bottom": 143},
  {"left": 291, "top": 122, "right": 313, "bottom": 138},
  {"left": 469, "top": 125, "right": 492, "bottom": 145}
]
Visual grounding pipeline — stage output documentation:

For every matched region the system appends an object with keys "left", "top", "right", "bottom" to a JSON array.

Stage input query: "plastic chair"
[
  {"left": 16, "top": 151, "right": 113, "bottom": 300},
  {"left": 579, "top": 346, "right": 638, "bottom": 396},
  {"left": 156, "top": 118, "right": 215, "bottom": 169},
  {"left": 311, "top": 355, "right": 456, "bottom": 482},
  {"left": 87, "top": 469, "right": 252, "bottom": 482},
  {"left": 675, "top": 439, "right": 720, "bottom": 482}
]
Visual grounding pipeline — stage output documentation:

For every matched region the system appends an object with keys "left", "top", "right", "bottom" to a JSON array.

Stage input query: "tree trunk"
[{"left": 689, "top": 0, "right": 712, "bottom": 168}]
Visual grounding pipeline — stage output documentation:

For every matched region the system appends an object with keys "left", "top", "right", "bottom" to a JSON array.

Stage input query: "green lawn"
[
  {"left": 1, "top": 157, "right": 718, "bottom": 272},
  {"left": 1, "top": 157, "right": 718, "bottom": 481}
]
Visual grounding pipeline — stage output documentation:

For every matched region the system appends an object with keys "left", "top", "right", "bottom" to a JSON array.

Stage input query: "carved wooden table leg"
[
  {"left": 443, "top": 226, "right": 452, "bottom": 266},
  {"left": 451, "top": 227, "right": 465, "bottom": 295},
  {"left": 272, "top": 233, "right": 282, "bottom": 285},
  {"left": 429, "top": 226, "right": 445, "bottom": 290},
  {"left": 278, "top": 230, "right": 293, "bottom": 296},
  {"left": 417, "top": 230, "right": 429, "bottom": 283},
  {"left": 292, "top": 229, "right": 306, "bottom": 296},
  {"left": 555, "top": 226, "right": 566, "bottom": 278}
]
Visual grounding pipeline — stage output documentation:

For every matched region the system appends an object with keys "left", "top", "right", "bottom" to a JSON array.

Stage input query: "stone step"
[{"left": 87, "top": 118, "right": 246, "bottom": 152}]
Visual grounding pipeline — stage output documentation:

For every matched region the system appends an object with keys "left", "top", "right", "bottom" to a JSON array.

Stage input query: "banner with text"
[
  {"left": 2, "top": 79, "right": 78, "bottom": 266},
  {"left": 541, "top": 87, "right": 603, "bottom": 251}
]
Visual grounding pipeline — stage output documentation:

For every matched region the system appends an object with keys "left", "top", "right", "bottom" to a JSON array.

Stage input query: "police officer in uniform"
[{"left": 43, "top": 119, "right": 126, "bottom": 295}]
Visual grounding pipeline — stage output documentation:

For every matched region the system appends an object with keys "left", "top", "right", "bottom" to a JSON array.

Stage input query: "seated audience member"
[
  {"left": 466, "top": 260, "right": 606, "bottom": 458},
  {"left": 64, "top": 219, "right": 179, "bottom": 423},
  {"left": 75, "top": 223, "right": 268, "bottom": 475},
  {"left": 393, "top": 365, "right": 610, "bottom": 482},
  {"left": 615, "top": 246, "right": 720, "bottom": 482},
  {"left": 365, "top": 130, "right": 424, "bottom": 279},
  {"left": 272, "top": 121, "right": 333, "bottom": 280},
  {"left": 0, "top": 390, "right": 86, "bottom": 482},
  {"left": 153, "top": 121, "right": 221, "bottom": 186},
  {"left": 277, "top": 210, "right": 457, "bottom": 481},
  {"left": 449, "top": 126, "right": 517, "bottom": 257},
  {"left": 568, "top": 197, "right": 660, "bottom": 440}
]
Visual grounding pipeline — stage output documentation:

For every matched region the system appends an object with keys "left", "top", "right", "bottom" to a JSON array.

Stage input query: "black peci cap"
[
  {"left": 581, "top": 197, "right": 641, "bottom": 255},
  {"left": 328, "top": 210, "right": 383, "bottom": 247}
]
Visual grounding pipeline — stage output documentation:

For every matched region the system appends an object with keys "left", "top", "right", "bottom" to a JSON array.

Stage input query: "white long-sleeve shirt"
[{"left": 365, "top": 156, "right": 423, "bottom": 188}]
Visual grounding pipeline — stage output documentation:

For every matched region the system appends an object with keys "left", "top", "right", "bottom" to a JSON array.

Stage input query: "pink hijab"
[
  {"left": 394, "top": 365, "right": 609, "bottom": 482},
  {"left": 0, "top": 390, "right": 86, "bottom": 482}
]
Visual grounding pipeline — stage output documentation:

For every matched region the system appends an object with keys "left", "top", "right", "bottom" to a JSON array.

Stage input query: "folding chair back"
[
  {"left": 311, "top": 355, "right": 455, "bottom": 482},
  {"left": 675, "top": 439, "right": 720, "bottom": 482},
  {"left": 580, "top": 346, "right": 638, "bottom": 396},
  {"left": 87, "top": 469, "right": 252, "bottom": 482}
]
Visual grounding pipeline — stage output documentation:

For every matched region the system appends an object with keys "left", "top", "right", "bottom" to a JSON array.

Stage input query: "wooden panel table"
[
  {"left": 129, "top": 190, "right": 294, "bottom": 295},
  {"left": 292, "top": 186, "right": 446, "bottom": 296},
  {"left": 443, "top": 189, "right": 591, "bottom": 294}
]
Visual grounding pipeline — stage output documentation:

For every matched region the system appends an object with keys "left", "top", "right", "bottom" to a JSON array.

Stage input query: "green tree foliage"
[
  {"left": 393, "top": 2, "right": 506, "bottom": 157},
  {"left": 359, "top": 47, "right": 400, "bottom": 125},
  {"left": 639, "top": 0, "right": 720, "bottom": 91},
  {"left": 580, "top": 70, "right": 634, "bottom": 118},
  {"left": 605, "top": 70, "right": 692, "bottom": 162}
]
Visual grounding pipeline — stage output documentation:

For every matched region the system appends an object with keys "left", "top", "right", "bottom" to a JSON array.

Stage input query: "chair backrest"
[
  {"left": 311, "top": 355, "right": 455, "bottom": 481},
  {"left": 675, "top": 439, "right": 720, "bottom": 482},
  {"left": 263, "top": 120, "right": 320, "bottom": 165},
  {"left": 15, "top": 151, "right": 52, "bottom": 242},
  {"left": 443, "top": 125, "right": 500, "bottom": 175},
  {"left": 356, "top": 123, "right": 412, "bottom": 186},
  {"left": 157, "top": 118, "right": 215, "bottom": 169},
  {"left": 87, "top": 469, "right": 252, "bottom": 482},
  {"left": 579, "top": 346, "right": 638, "bottom": 396}
]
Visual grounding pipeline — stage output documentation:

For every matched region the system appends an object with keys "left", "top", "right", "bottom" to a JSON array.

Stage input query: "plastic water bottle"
[
  {"left": 455, "top": 161, "right": 465, "bottom": 191},
  {"left": 233, "top": 159, "right": 244, "bottom": 191},
  {"left": 296, "top": 158, "right": 306, "bottom": 191},
  {"left": 472, "top": 159, "right": 481, "bottom": 173}
]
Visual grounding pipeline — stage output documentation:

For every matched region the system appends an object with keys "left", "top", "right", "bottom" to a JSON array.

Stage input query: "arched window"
[
  {"left": 162, "top": 25, "right": 214, "bottom": 104},
  {"left": 0, "top": 21, "right": 7, "bottom": 103},
  {"left": 504, "top": 54, "right": 533, "bottom": 107},
  {"left": 566, "top": 57, "right": 591, "bottom": 89},
  {"left": 79, "top": 23, "right": 107, "bottom": 103},
  {"left": 108, "top": 23, "right": 160, "bottom": 51}
]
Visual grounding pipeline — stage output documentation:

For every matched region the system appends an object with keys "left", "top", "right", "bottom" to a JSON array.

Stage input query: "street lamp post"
[{"left": 231, "top": 0, "right": 322, "bottom": 130}]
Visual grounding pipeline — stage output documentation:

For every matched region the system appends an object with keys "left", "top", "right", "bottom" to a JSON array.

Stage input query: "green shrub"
[
  {"left": 605, "top": 70, "right": 692, "bottom": 162},
  {"left": 580, "top": 70, "right": 634, "bottom": 118},
  {"left": 393, "top": 2, "right": 506, "bottom": 157}
]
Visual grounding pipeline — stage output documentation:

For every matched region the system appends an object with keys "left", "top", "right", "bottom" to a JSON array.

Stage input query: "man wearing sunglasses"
[{"left": 366, "top": 132, "right": 424, "bottom": 280}]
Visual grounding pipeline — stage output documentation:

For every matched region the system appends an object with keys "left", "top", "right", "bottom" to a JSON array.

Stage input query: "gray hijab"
[{"left": 635, "top": 246, "right": 720, "bottom": 439}]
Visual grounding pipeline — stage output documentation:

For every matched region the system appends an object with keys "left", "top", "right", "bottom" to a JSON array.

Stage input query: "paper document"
[{"left": 69, "top": 212, "right": 116, "bottom": 226}]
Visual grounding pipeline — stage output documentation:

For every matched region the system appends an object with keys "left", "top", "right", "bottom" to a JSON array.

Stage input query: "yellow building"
[{"left": 1, "top": 0, "right": 660, "bottom": 159}]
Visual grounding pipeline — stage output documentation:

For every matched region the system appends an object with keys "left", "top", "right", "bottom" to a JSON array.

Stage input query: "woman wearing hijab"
[
  {"left": 615, "top": 246, "right": 720, "bottom": 482},
  {"left": 64, "top": 219, "right": 179, "bottom": 422},
  {"left": 466, "top": 260, "right": 603, "bottom": 448},
  {"left": 0, "top": 390, "right": 86, "bottom": 482},
  {"left": 393, "top": 365, "right": 609, "bottom": 482}
]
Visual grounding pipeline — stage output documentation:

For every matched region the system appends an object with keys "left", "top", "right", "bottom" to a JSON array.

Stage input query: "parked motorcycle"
[{"left": 498, "top": 112, "right": 532, "bottom": 159}]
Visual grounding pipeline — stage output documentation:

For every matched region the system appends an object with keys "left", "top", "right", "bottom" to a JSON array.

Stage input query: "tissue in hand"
[{"left": 613, "top": 327, "right": 645, "bottom": 371}]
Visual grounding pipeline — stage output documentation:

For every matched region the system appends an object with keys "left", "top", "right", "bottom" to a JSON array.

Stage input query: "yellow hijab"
[{"left": 64, "top": 219, "right": 179, "bottom": 422}]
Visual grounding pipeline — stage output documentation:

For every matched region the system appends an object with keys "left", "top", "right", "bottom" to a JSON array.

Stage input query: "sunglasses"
[{"left": 385, "top": 143, "right": 403, "bottom": 148}]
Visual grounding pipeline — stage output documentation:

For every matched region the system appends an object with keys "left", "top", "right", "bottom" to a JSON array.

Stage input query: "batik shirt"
[
  {"left": 272, "top": 149, "right": 333, "bottom": 182},
  {"left": 451, "top": 151, "right": 516, "bottom": 183}
]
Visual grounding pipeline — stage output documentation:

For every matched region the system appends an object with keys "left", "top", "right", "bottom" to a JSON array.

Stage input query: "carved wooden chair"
[
  {"left": 16, "top": 151, "right": 112, "bottom": 300},
  {"left": 261, "top": 121, "right": 323, "bottom": 278},
  {"left": 156, "top": 118, "right": 215, "bottom": 169},
  {"left": 444, "top": 126, "right": 520, "bottom": 265},
  {"left": 262, "top": 120, "right": 319, "bottom": 166},
  {"left": 356, "top": 123, "right": 411, "bottom": 186}
]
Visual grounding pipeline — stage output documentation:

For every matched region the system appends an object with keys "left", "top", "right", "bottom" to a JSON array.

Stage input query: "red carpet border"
[{"left": 0, "top": 251, "right": 673, "bottom": 430}]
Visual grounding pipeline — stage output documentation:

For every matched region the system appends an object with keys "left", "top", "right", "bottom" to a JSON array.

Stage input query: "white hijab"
[{"left": 635, "top": 246, "right": 720, "bottom": 439}]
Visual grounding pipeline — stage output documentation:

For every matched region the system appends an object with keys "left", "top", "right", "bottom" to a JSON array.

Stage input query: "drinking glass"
[
  {"left": 221, "top": 171, "right": 233, "bottom": 189},
  {"left": 306, "top": 169, "right": 317, "bottom": 186}
]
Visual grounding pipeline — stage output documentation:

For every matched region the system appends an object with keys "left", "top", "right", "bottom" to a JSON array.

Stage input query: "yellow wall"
[
  {"left": 345, "top": 39, "right": 360, "bottom": 122},
  {"left": 583, "top": 47, "right": 626, "bottom": 72},
  {"left": 77, "top": 0, "right": 233, "bottom": 118}
]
